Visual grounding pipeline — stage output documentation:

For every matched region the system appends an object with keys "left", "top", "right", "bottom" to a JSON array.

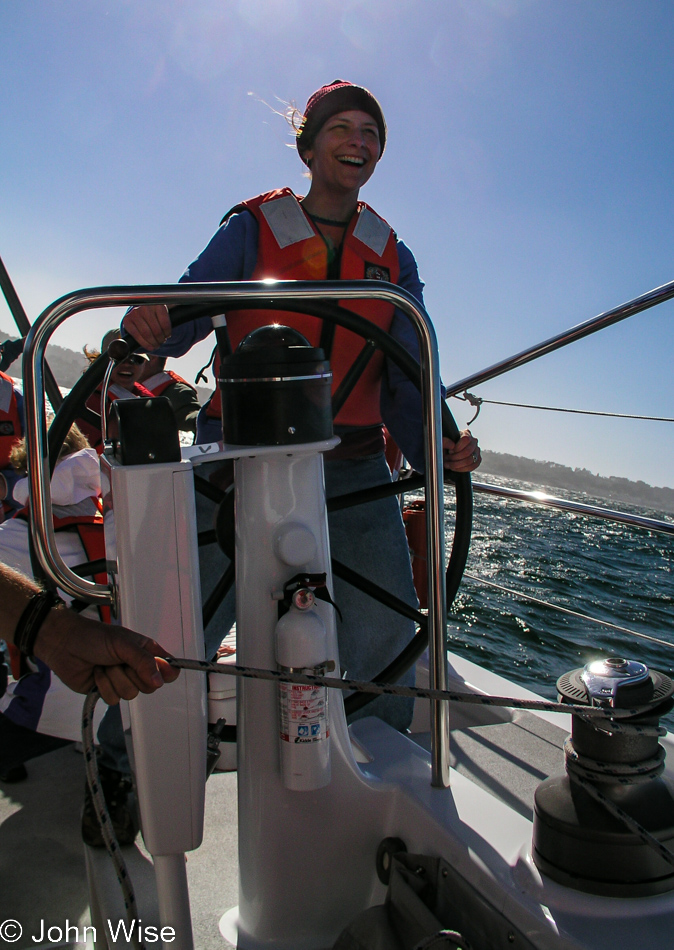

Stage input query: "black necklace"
[{"left": 306, "top": 211, "right": 350, "bottom": 227}]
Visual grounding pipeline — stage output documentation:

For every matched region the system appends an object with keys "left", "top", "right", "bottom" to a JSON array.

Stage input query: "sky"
[{"left": 2, "top": 0, "right": 674, "bottom": 487}]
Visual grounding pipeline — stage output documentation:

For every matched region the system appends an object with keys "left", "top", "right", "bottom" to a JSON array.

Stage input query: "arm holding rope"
[{"left": 1, "top": 562, "right": 179, "bottom": 705}]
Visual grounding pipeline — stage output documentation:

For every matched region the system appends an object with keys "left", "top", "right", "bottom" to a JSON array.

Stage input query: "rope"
[
  {"left": 82, "top": 689, "right": 145, "bottom": 950},
  {"left": 165, "top": 657, "right": 662, "bottom": 734},
  {"left": 461, "top": 571, "right": 674, "bottom": 652},
  {"left": 564, "top": 736, "right": 674, "bottom": 869},
  {"left": 82, "top": 657, "right": 673, "bottom": 913},
  {"left": 563, "top": 737, "right": 666, "bottom": 784},
  {"left": 452, "top": 391, "right": 674, "bottom": 424}
]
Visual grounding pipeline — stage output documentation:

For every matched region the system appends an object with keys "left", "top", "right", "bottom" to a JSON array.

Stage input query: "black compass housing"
[{"left": 219, "top": 325, "right": 333, "bottom": 447}]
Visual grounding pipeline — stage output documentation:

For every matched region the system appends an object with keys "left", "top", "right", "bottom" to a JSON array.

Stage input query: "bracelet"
[{"left": 14, "top": 588, "right": 66, "bottom": 657}]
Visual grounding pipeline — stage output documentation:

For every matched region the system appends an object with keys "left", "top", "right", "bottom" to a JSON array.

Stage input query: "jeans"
[{"left": 324, "top": 454, "right": 417, "bottom": 730}]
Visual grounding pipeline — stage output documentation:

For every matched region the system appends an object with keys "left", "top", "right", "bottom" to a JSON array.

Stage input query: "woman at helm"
[{"left": 123, "top": 80, "right": 481, "bottom": 730}]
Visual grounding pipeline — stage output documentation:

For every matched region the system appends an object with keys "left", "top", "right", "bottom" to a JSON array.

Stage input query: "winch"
[{"left": 533, "top": 656, "right": 674, "bottom": 896}]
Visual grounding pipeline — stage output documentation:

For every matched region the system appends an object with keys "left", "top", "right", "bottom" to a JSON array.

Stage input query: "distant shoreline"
[
  {"left": 1, "top": 329, "right": 211, "bottom": 405},
  {"left": 479, "top": 450, "right": 674, "bottom": 515}
]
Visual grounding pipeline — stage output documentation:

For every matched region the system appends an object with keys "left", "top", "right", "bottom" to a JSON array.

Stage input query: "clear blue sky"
[{"left": 2, "top": 1, "right": 674, "bottom": 487}]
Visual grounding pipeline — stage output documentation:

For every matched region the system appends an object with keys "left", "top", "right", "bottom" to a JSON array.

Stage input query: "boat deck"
[
  {"left": 0, "top": 660, "right": 571, "bottom": 949},
  {"left": 0, "top": 742, "right": 239, "bottom": 949}
]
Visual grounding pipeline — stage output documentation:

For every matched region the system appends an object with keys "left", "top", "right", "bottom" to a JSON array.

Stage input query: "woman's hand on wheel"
[
  {"left": 443, "top": 430, "right": 481, "bottom": 473},
  {"left": 122, "top": 305, "right": 172, "bottom": 351}
]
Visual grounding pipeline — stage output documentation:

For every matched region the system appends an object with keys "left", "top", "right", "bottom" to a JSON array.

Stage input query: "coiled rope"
[
  {"left": 82, "top": 657, "right": 674, "bottom": 930},
  {"left": 563, "top": 737, "right": 674, "bottom": 869}
]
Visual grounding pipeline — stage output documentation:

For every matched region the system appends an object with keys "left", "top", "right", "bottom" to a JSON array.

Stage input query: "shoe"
[
  {"left": 81, "top": 762, "right": 139, "bottom": 848},
  {"left": 0, "top": 763, "right": 28, "bottom": 783}
]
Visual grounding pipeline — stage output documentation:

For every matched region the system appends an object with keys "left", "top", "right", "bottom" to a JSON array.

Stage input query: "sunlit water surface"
[{"left": 438, "top": 475, "right": 674, "bottom": 728}]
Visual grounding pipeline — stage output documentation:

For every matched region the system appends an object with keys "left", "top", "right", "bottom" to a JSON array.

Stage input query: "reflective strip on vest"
[
  {"left": 259, "top": 194, "right": 316, "bottom": 248},
  {"left": 143, "top": 370, "right": 195, "bottom": 398}
]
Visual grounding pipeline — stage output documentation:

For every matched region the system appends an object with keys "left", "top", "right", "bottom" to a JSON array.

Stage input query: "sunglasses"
[{"left": 123, "top": 354, "right": 147, "bottom": 365}]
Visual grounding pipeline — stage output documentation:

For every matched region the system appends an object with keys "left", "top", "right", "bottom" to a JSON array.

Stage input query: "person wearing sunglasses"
[{"left": 76, "top": 329, "right": 153, "bottom": 453}]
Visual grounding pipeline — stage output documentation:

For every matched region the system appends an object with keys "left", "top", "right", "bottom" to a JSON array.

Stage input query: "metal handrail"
[
  {"left": 21, "top": 279, "right": 451, "bottom": 787},
  {"left": 444, "top": 276, "right": 674, "bottom": 396},
  {"left": 471, "top": 481, "right": 674, "bottom": 537}
]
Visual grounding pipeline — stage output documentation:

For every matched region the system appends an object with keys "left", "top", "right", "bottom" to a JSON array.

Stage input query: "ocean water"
[{"left": 440, "top": 475, "right": 674, "bottom": 727}]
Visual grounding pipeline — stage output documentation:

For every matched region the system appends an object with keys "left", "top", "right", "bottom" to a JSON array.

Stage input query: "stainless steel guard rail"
[
  {"left": 471, "top": 482, "right": 674, "bottom": 537},
  {"left": 22, "top": 280, "right": 452, "bottom": 786},
  {"left": 444, "top": 275, "right": 674, "bottom": 396}
]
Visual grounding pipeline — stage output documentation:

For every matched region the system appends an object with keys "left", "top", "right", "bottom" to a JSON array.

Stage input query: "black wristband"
[{"left": 14, "top": 588, "right": 65, "bottom": 657}]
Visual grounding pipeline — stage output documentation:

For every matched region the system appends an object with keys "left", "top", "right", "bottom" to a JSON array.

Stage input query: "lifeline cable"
[
  {"left": 462, "top": 571, "right": 674, "bottom": 652},
  {"left": 452, "top": 391, "right": 674, "bottom": 424}
]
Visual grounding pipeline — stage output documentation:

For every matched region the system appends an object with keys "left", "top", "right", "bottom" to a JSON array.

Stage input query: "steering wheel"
[{"left": 48, "top": 297, "right": 472, "bottom": 716}]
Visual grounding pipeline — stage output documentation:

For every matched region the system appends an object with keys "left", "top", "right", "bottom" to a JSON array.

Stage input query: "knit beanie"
[{"left": 296, "top": 80, "right": 386, "bottom": 165}]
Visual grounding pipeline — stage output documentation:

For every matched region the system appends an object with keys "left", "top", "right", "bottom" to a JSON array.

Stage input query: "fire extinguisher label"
[{"left": 279, "top": 683, "right": 329, "bottom": 743}]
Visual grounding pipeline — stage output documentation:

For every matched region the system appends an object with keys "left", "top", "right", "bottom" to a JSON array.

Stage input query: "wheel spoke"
[
  {"left": 198, "top": 529, "right": 218, "bottom": 547},
  {"left": 203, "top": 562, "right": 235, "bottom": 631},
  {"left": 331, "top": 558, "right": 427, "bottom": 629},
  {"left": 331, "top": 339, "right": 376, "bottom": 418},
  {"left": 328, "top": 472, "right": 425, "bottom": 512},
  {"left": 194, "top": 473, "right": 225, "bottom": 504}
]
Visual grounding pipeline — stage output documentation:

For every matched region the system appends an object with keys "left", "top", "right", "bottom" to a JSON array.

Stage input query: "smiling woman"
[
  {"left": 121, "top": 77, "right": 481, "bottom": 733},
  {"left": 75, "top": 329, "right": 153, "bottom": 451}
]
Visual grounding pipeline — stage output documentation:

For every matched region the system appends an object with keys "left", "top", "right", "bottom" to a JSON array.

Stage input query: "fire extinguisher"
[
  {"left": 275, "top": 585, "right": 331, "bottom": 792},
  {"left": 403, "top": 500, "right": 428, "bottom": 609}
]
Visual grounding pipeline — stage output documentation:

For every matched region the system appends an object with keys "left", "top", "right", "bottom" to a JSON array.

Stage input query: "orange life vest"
[
  {"left": 51, "top": 498, "right": 110, "bottom": 621},
  {"left": 56, "top": 503, "right": 110, "bottom": 623},
  {"left": 0, "top": 371, "right": 22, "bottom": 467},
  {"left": 142, "top": 369, "right": 195, "bottom": 398},
  {"left": 1, "top": 370, "right": 23, "bottom": 519},
  {"left": 206, "top": 189, "right": 400, "bottom": 427}
]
